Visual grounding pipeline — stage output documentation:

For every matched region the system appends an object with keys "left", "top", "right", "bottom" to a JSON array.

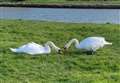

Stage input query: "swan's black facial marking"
[
  {"left": 64, "top": 47, "right": 67, "bottom": 51},
  {"left": 64, "top": 47, "right": 66, "bottom": 49},
  {"left": 63, "top": 47, "right": 69, "bottom": 54},
  {"left": 58, "top": 49, "right": 63, "bottom": 54}
]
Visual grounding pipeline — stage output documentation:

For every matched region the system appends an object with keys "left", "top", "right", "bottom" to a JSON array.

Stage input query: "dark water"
[{"left": 0, "top": 7, "right": 120, "bottom": 24}]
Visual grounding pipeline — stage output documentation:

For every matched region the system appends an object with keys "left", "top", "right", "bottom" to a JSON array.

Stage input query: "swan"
[
  {"left": 64, "top": 37, "right": 112, "bottom": 54},
  {"left": 10, "top": 41, "right": 62, "bottom": 55}
]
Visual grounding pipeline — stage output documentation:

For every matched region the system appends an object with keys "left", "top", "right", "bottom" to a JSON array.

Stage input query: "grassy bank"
[
  {"left": 1, "top": 0, "right": 120, "bottom": 4},
  {"left": 1, "top": 0, "right": 120, "bottom": 3},
  {"left": 19, "top": 0, "right": 120, "bottom": 4},
  {"left": 0, "top": 19, "right": 120, "bottom": 83},
  {"left": 1, "top": 0, "right": 120, "bottom": 9}
]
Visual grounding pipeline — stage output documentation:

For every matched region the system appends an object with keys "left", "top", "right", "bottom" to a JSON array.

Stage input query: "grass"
[
  {"left": 24, "top": 0, "right": 120, "bottom": 4},
  {"left": 0, "top": 19, "right": 120, "bottom": 83},
  {"left": 1, "top": 0, "right": 120, "bottom": 4}
]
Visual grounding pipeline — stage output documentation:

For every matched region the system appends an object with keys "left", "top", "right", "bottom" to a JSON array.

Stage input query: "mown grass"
[{"left": 0, "top": 19, "right": 120, "bottom": 83}]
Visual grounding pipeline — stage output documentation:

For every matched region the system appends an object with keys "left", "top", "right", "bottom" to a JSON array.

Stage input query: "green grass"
[
  {"left": 1, "top": 0, "right": 120, "bottom": 4},
  {"left": 0, "top": 19, "right": 120, "bottom": 83},
  {"left": 24, "top": 0, "right": 120, "bottom": 3}
]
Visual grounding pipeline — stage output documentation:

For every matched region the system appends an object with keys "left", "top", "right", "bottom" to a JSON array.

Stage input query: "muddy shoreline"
[{"left": 0, "top": 3, "right": 120, "bottom": 9}]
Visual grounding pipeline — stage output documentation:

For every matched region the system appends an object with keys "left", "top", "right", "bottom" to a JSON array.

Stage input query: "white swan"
[
  {"left": 64, "top": 37, "right": 112, "bottom": 54},
  {"left": 10, "top": 41, "right": 62, "bottom": 55}
]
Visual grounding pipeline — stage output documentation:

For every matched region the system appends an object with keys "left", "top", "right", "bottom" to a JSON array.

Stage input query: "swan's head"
[
  {"left": 64, "top": 38, "right": 79, "bottom": 51},
  {"left": 64, "top": 45, "right": 68, "bottom": 51},
  {"left": 45, "top": 41, "right": 63, "bottom": 54},
  {"left": 51, "top": 45, "right": 63, "bottom": 54},
  {"left": 57, "top": 48, "right": 63, "bottom": 54}
]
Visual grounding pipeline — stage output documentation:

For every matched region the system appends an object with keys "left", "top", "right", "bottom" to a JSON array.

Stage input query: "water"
[{"left": 0, "top": 7, "right": 120, "bottom": 24}]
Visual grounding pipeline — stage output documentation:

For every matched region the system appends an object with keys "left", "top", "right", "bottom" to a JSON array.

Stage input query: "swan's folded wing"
[{"left": 10, "top": 42, "right": 51, "bottom": 55}]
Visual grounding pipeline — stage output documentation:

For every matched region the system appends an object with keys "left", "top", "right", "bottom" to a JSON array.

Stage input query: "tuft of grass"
[{"left": 0, "top": 19, "right": 120, "bottom": 83}]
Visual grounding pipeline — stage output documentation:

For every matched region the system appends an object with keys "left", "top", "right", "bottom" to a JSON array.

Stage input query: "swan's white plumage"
[
  {"left": 10, "top": 41, "right": 60, "bottom": 55},
  {"left": 65, "top": 37, "right": 112, "bottom": 52}
]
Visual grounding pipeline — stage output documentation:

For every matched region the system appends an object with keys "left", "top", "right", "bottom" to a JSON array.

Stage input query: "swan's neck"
[
  {"left": 45, "top": 41, "right": 60, "bottom": 52},
  {"left": 44, "top": 45, "right": 51, "bottom": 53},
  {"left": 65, "top": 38, "right": 79, "bottom": 49}
]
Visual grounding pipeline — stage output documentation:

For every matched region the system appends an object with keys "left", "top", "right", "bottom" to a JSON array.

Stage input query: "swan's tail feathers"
[
  {"left": 104, "top": 41, "right": 112, "bottom": 45},
  {"left": 10, "top": 48, "right": 17, "bottom": 52}
]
